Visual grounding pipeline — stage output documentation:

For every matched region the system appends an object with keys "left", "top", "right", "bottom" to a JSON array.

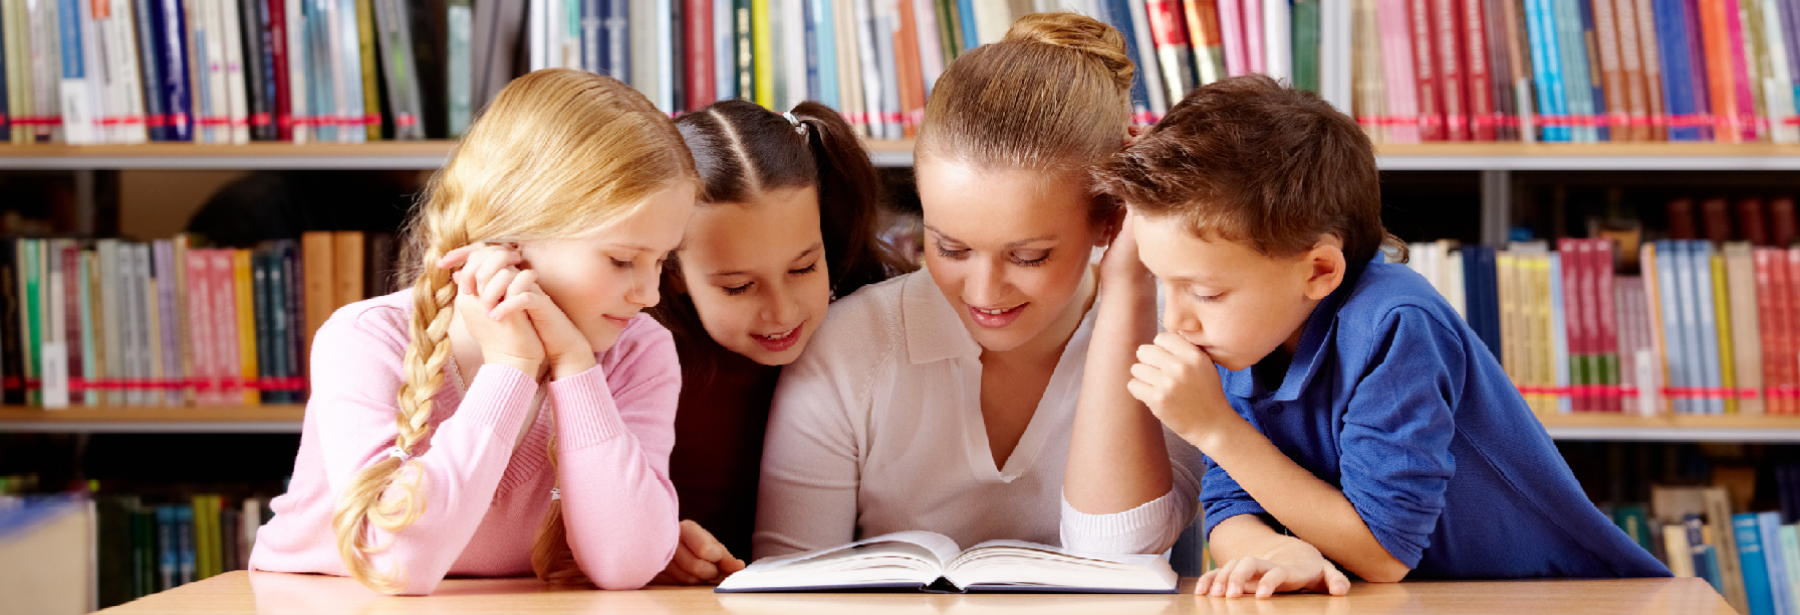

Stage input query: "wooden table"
[{"left": 95, "top": 571, "right": 1733, "bottom": 614}]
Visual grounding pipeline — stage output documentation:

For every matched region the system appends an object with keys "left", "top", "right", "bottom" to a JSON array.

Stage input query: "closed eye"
[
  {"left": 722, "top": 282, "right": 753, "bottom": 296},
  {"left": 790, "top": 262, "right": 819, "bottom": 275}
]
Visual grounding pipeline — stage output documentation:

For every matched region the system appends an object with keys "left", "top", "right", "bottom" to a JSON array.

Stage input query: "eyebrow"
[
  {"left": 922, "top": 224, "right": 1056, "bottom": 249},
  {"left": 1166, "top": 274, "right": 1225, "bottom": 287},
  {"left": 707, "top": 243, "right": 823, "bottom": 278},
  {"left": 606, "top": 244, "right": 658, "bottom": 253}
]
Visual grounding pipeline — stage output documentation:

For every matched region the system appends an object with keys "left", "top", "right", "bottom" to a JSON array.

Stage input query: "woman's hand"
[
  {"left": 1196, "top": 538, "right": 1352, "bottom": 598},
  {"left": 1098, "top": 213, "right": 1154, "bottom": 289},
  {"left": 442, "top": 244, "right": 544, "bottom": 377},
  {"left": 651, "top": 520, "right": 747, "bottom": 585}
]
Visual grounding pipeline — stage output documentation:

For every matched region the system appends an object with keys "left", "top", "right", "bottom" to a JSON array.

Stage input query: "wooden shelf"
[
  {"left": 0, "top": 405, "right": 305, "bottom": 433},
  {"left": 1536, "top": 412, "right": 1800, "bottom": 442},
  {"left": 4, "top": 140, "right": 1800, "bottom": 170}
]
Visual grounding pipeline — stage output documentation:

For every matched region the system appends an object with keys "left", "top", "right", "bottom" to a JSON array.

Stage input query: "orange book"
[
  {"left": 1592, "top": 0, "right": 1631, "bottom": 140},
  {"left": 233, "top": 250, "right": 260, "bottom": 406},
  {"left": 332, "top": 232, "right": 365, "bottom": 313},
  {"left": 1695, "top": 0, "right": 1741, "bottom": 142},
  {"left": 895, "top": 0, "right": 925, "bottom": 137},
  {"left": 301, "top": 232, "right": 335, "bottom": 358}
]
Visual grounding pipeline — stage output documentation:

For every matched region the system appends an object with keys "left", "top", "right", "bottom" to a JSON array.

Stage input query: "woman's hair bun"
[{"left": 1002, "top": 12, "right": 1135, "bottom": 93}]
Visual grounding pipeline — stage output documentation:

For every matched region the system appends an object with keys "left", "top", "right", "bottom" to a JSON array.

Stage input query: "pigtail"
[
  {"left": 790, "top": 102, "right": 915, "bottom": 298},
  {"left": 530, "top": 410, "right": 586, "bottom": 584},
  {"left": 331, "top": 207, "right": 466, "bottom": 594}
]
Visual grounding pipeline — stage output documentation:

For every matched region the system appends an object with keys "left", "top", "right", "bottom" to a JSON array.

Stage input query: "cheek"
[{"left": 690, "top": 291, "right": 751, "bottom": 339}]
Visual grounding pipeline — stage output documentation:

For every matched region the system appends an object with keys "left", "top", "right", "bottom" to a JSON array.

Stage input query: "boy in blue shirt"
[{"left": 1087, "top": 75, "right": 1669, "bottom": 597}]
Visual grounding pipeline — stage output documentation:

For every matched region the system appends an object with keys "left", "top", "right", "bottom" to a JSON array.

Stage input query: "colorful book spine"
[{"left": 1736, "top": 513, "right": 1777, "bottom": 615}]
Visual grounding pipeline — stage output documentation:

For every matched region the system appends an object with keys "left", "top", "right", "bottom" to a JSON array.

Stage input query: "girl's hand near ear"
[
  {"left": 652, "top": 521, "right": 747, "bottom": 585},
  {"left": 498, "top": 280, "right": 596, "bottom": 381},
  {"left": 443, "top": 244, "right": 545, "bottom": 377}
]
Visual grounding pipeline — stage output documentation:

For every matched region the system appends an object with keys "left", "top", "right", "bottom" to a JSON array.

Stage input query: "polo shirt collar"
[{"left": 902, "top": 269, "right": 984, "bottom": 364}]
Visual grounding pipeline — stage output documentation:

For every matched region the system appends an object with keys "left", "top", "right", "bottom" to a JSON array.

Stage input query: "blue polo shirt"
[{"left": 1199, "top": 258, "right": 1669, "bottom": 579}]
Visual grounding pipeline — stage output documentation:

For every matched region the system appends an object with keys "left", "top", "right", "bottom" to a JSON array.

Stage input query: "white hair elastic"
[
  {"left": 386, "top": 447, "right": 413, "bottom": 462},
  {"left": 782, "top": 111, "right": 807, "bottom": 136},
  {"left": 550, "top": 488, "right": 562, "bottom": 502}
]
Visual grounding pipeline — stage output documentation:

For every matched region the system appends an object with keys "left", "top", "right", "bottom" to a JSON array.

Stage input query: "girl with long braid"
[{"left": 249, "top": 69, "right": 697, "bottom": 595}]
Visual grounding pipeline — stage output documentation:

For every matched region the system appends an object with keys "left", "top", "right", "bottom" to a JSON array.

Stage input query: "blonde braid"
[
  {"left": 331, "top": 211, "right": 468, "bottom": 594},
  {"left": 530, "top": 411, "right": 586, "bottom": 584}
]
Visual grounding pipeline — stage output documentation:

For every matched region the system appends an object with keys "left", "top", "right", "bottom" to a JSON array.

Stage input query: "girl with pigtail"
[
  {"left": 249, "top": 69, "right": 698, "bottom": 595},
  {"left": 646, "top": 99, "right": 913, "bottom": 584}
]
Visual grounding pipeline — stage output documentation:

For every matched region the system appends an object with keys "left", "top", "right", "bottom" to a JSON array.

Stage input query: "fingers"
[
  {"left": 1152, "top": 332, "right": 1204, "bottom": 362},
  {"left": 1194, "top": 569, "right": 1218, "bottom": 595},
  {"left": 487, "top": 270, "right": 539, "bottom": 321},
  {"left": 436, "top": 244, "right": 482, "bottom": 270},
  {"left": 1256, "top": 566, "right": 1289, "bottom": 598},
  {"left": 1225, "top": 558, "right": 1272, "bottom": 598},
  {"left": 669, "top": 541, "right": 721, "bottom": 582},
  {"left": 1325, "top": 566, "right": 1352, "bottom": 596},
  {"left": 719, "top": 555, "right": 748, "bottom": 575},
  {"left": 678, "top": 520, "right": 728, "bottom": 563},
  {"left": 1204, "top": 559, "right": 1238, "bottom": 597}
]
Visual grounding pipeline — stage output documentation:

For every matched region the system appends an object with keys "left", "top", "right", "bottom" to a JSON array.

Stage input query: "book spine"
[
  {"left": 232, "top": 250, "right": 258, "bottom": 405},
  {"left": 58, "top": 0, "right": 96, "bottom": 144},
  {"left": 1710, "top": 251, "right": 1736, "bottom": 414},
  {"left": 1720, "top": 0, "right": 1758, "bottom": 141},
  {"left": 1575, "top": 0, "right": 1610, "bottom": 141},
  {"left": 1594, "top": 0, "right": 1631, "bottom": 139},
  {"left": 253, "top": 251, "right": 272, "bottom": 405},
  {"left": 1735, "top": 513, "right": 1777, "bottom": 615},
  {"left": 154, "top": 241, "right": 182, "bottom": 405},
  {"left": 1633, "top": 0, "right": 1665, "bottom": 140},
  {"left": 78, "top": 251, "right": 97, "bottom": 406},
  {"left": 1786, "top": 248, "right": 1800, "bottom": 416},
  {"left": 1184, "top": 0, "right": 1224, "bottom": 86},
  {"left": 281, "top": 242, "right": 303, "bottom": 401},
  {"left": 1463, "top": 0, "right": 1496, "bottom": 140},
  {"left": 1144, "top": 0, "right": 1194, "bottom": 111},
  {"left": 207, "top": 250, "right": 237, "bottom": 405},
  {"left": 239, "top": 0, "right": 273, "bottom": 140},
  {"left": 1408, "top": 0, "right": 1444, "bottom": 139},
  {"left": 185, "top": 250, "right": 214, "bottom": 405},
  {"left": 219, "top": 0, "right": 250, "bottom": 143},
  {"left": 1430, "top": 0, "right": 1466, "bottom": 140},
  {"left": 61, "top": 244, "right": 82, "bottom": 406}
]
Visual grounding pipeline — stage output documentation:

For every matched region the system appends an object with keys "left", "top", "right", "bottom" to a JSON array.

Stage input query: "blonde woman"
[{"left": 249, "top": 69, "right": 697, "bottom": 595}]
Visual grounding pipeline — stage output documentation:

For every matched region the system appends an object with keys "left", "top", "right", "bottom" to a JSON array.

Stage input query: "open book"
[{"left": 714, "top": 531, "right": 1178, "bottom": 594}]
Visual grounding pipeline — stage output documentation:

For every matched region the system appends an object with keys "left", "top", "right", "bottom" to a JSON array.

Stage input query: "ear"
[
  {"left": 1094, "top": 206, "right": 1128, "bottom": 248},
  {"left": 1301, "top": 235, "right": 1347, "bottom": 301}
]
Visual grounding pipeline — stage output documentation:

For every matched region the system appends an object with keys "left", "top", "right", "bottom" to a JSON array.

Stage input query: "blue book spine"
[
  {"left": 158, "top": 0, "right": 194, "bottom": 141},
  {"left": 606, "top": 0, "right": 628, "bottom": 84},
  {"left": 812, "top": 0, "right": 835, "bottom": 107},
  {"left": 1525, "top": 0, "right": 1571, "bottom": 141},
  {"left": 801, "top": 0, "right": 817, "bottom": 102},
  {"left": 1739, "top": 513, "right": 1779, "bottom": 615},
  {"left": 1651, "top": 0, "right": 1698, "bottom": 140},
  {"left": 955, "top": 0, "right": 975, "bottom": 51},
  {"left": 1677, "top": 241, "right": 1707, "bottom": 414},
  {"left": 156, "top": 507, "right": 176, "bottom": 590},
  {"left": 1761, "top": 512, "right": 1797, "bottom": 615},
  {"left": 1107, "top": 0, "right": 1153, "bottom": 124},
  {"left": 1655, "top": 241, "right": 1689, "bottom": 413},
  {"left": 1692, "top": 241, "right": 1724, "bottom": 415},
  {"left": 175, "top": 506, "right": 194, "bottom": 584},
  {"left": 1552, "top": 0, "right": 1592, "bottom": 142},
  {"left": 57, "top": 0, "right": 82, "bottom": 79},
  {"left": 714, "top": 0, "right": 732, "bottom": 100},
  {"left": 1576, "top": 0, "right": 1609, "bottom": 141},
  {"left": 134, "top": 0, "right": 167, "bottom": 140}
]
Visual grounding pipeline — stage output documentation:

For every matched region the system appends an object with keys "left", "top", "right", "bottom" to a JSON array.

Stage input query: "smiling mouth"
[
  {"left": 967, "top": 303, "right": 1027, "bottom": 328},
  {"left": 753, "top": 325, "right": 804, "bottom": 352},
  {"left": 603, "top": 315, "right": 634, "bottom": 326}
]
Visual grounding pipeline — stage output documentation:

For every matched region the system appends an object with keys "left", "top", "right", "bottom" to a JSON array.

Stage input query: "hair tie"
[
  {"left": 386, "top": 446, "right": 413, "bottom": 463},
  {"left": 782, "top": 111, "right": 807, "bottom": 136},
  {"left": 550, "top": 488, "right": 561, "bottom": 502}
]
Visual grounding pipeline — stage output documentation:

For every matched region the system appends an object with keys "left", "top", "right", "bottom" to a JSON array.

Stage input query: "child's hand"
[
  {"left": 1128, "top": 332, "right": 1241, "bottom": 448},
  {"left": 442, "top": 244, "right": 595, "bottom": 379},
  {"left": 444, "top": 244, "right": 545, "bottom": 377},
  {"left": 652, "top": 520, "right": 747, "bottom": 585},
  {"left": 1197, "top": 539, "right": 1352, "bottom": 598}
]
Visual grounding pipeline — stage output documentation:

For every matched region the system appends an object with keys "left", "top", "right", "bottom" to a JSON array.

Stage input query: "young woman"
[
  {"left": 753, "top": 13, "right": 1202, "bottom": 561},
  {"left": 249, "top": 69, "right": 697, "bottom": 595},
  {"left": 648, "top": 99, "right": 911, "bottom": 583}
]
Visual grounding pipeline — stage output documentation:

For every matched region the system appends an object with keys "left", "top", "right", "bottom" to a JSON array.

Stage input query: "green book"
[
  {"left": 96, "top": 495, "right": 139, "bottom": 609},
  {"left": 79, "top": 251, "right": 97, "bottom": 406},
  {"left": 934, "top": 0, "right": 959, "bottom": 62},
  {"left": 447, "top": 0, "right": 472, "bottom": 136},
  {"left": 1291, "top": 0, "right": 1320, "bottom": 94},
  {"left": 132, "top": 507, "right": 156, "bottom": 598},
  {"left": 22, "top": 239, "right": 39, "bottom": 406},
  {"left": 1613, "top": 504, "right": 1653, "bottom": 554}
]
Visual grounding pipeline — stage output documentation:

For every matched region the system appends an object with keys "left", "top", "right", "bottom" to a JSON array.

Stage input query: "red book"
[
  {"left": 1755, "top": 249, "right": 1781, "bottom": 412},
  {"left": 1772, "top": 196, "right": 1798, "bottom": 247},
  {"left": 895, "top": 0, "right": 925, "bottom": 136},
  {"left": 1407, "top": 0, "right": 1444, "bottom": 140},
  {"left": 1699, "top": 197, "right": 1731, "bottom": 243},
  {"left": 267, "top": 0, "right": 293, "bottom": 141},
  {"left": 1559, "top": 238, "right": 1589, "bottom": 410},
  {"left": 61, "top": 245, "right": 82, "bottom": 405},
  {"left": 1145, "top": 0, "right": 1196, "bottom": 102},
  {"left": 1786, "top": 250, "right": 1800, "bottom": 414},
  {"left": 1592, "top": 239, "right": 1620, "bottom": 412},
  {"left": 1431, "top": 0, "right": 1468, "bottom": 141},
  {"left": 185, "top": 250, "right": 216, "bottom": 405},
  {"left": 1737, "top": 197, "right": 1769, "bottom": 246},
  {"left": 1461, "top": 0, "right": 1495, "bottom": 140},
  {"left": 686, "top": 0, "right": 714, "bottom": 111},
  {"left": 1666, "top": 198, "right": 1697, "bottom": 240}
]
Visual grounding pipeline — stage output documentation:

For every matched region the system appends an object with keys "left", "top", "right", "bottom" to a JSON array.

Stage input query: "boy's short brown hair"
[{"left": 1095, "top": 74, "right": 1398, "bottom": 267}]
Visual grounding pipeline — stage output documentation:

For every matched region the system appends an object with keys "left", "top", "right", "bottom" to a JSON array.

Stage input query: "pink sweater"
[{"left": 249, "top": 291, "right": 682, "bottom": 595}]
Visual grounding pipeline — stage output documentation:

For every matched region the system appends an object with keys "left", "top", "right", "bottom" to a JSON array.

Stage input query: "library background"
[{"left": 1, "top": 0, "right": 1799, "bottom": 612}]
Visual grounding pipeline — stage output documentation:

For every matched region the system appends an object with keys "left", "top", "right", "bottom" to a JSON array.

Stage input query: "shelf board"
[
  {"left": 7, "top": 140, "right": 1800, "bottom": 170},
  {"left": 0, "top": 405, "right": 305, "bottom": 433},
  {"left": 1537, "top": 412, "right": 1800, "bottom": 442}
]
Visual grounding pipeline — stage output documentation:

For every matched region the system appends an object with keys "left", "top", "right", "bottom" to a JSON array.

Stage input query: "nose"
[
  {"left": 761, "top": 280, "right": 802, "bottom": 327},
  {"left": 1162, "top": 286, "right": 1200, "bottom": 334},
  {"left": 626, "top": 263, "right": 660, "bottom": 308},
  {"left": 964, "top": 258, "right": 1010, "bottom": 307}
]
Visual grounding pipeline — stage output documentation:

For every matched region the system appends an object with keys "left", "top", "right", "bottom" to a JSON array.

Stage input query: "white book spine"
[
  {"left": 336, "top": 0, "right": 364, "bottom": 142},
  {"left": 715, "top": 0, "right": 734, "bottom": 99},
  {"left": 873, "top": 0, "right": 898, "bottom": 138},
  {"left": 852, "top": 0, "right": 882, "bottom": 138},
  {"left": 1262, "top": 0, "right": 1289, "bottom": 81},
  {"left": 112, "top": 0, "right": 150, "bottom": 142},
  {"left": 201, "top": 0, "right": 227, "bottom": 144},
  {"left": 43, "top": 243, "right": 69, "bottom": 409},
  {"left": 1125, "top": 0, "right": 1167, "bottom": 116},
  {"left": 1761, "top": 0, "right": 1798, "bottom": 143},
  {"left": 784, "top": 0, "right": 806, "bottom": 106},
  {"left": 628, "top": 0, "right": 656, "bottom": 103},
  {"left": 219, "top": 0, "right": 250, "bottom": 144},
  {"left": 911, "top": 0, "right": 941, "bottom": 95},
  {"left": 286, "top": 0, "right": 310, "bottom": 143},
  {"left": 655, "top": 0, "right": 672, "bottom": 110}
]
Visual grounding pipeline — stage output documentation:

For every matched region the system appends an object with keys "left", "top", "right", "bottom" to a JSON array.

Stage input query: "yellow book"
[
  {"left": 1641, "top": 243, "right": 1669, "bottom": 415},
  {"left": 355, "top": 0, "right": 383, "bottom": 141},
  {"left": 1497, "top": 252, "right": 1518, "bottom": 383},
  {"left": 752, "top": 0, "right": 774, "bottom": 108},
  {"left": 1711, "top": 253, "right": 1736, "bottom": 414},
  {"left": 234, "top": 250, "right": 260, "bottom": 406}
]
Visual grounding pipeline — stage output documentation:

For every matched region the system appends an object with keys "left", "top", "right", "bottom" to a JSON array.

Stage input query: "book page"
[
  {"left": 716, "top": 531, "right": 963, "bottom": 592},
  {"left": 942, "top": 540, "right": 1178, "bottom": 593}
]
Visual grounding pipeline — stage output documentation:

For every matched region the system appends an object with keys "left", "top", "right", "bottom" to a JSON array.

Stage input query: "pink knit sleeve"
[
  {"left": 310, "top": 306, "right": 540, "bottom": 595},
  {"left": 547, "top": 316, "right": 682, "bottom": 590}
]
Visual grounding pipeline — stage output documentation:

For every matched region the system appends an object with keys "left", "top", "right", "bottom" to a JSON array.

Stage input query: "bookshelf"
[
  {"left": 5, "top": 141, "right": 1800, "bottom": 171},
  {"left": 0, "top": 406, "right": 305, "bottom": 433}
]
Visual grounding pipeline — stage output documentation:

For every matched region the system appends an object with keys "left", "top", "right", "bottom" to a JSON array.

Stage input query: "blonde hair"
[
  {"left": 917, "top": 12, "right": 1134, "bottom": 178},
  {"left": 334, "top": 68, "right": 696, "bottom": 594}
]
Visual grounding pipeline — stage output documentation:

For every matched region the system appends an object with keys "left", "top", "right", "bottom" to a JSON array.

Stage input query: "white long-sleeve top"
[{"left": 753, "top": 269, "right": 1203, "bottom": 561}]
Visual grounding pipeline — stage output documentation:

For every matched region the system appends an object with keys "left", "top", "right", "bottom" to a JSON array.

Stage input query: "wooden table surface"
[{"left": 95, "top": 571, "right": 1734, "bottom": 615}]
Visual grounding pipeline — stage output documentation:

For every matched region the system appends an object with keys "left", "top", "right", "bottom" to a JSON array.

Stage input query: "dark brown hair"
[
  {"left": 917, "top": 12, "right": 1134, "bottom": 226},
  {"left": 652, "top": 99, "right": 913, "bottom": 360},
  {"left": 1095, "top": 74, "right": 1403, "bottom": 267}
]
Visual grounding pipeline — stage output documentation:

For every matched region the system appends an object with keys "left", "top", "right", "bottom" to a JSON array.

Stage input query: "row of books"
[
  {"left": 1405, "top": 198, "right": 1800, "bottom": 416},
  {"left": 92, "top": 493, "right": 273, "bottom": 608},
  {"left": 1624, "top": 482, "right": 1795, "bottom": 615},
  {"left": 0, "top": 0, "right": 475, "bottom": 144},
  {"left": 0, "top": 230, "right": 395, "bottom": 409}
]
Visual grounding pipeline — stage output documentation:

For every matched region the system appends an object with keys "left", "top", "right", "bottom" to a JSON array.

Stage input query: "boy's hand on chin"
[
  {"left": 1128, "top": 332, "right": 1248, "bottom": 450},
  {"left": 1196, "top": 539, "right": 1352, "bottom": 598}
]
